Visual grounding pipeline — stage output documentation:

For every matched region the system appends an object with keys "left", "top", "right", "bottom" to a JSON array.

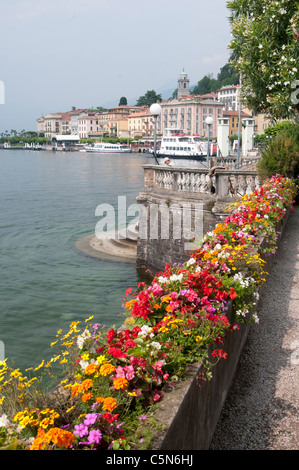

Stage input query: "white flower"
[
  {"left": 0, "top": 414, "right": 9, "bottom": 428},
  {"left": 186, "top": 257, "right": 196, "bottom": 267},
  {"left": 169, "top": 273, "right": 183, "bottom": 282},
  {"left": 150, "top": 341, "right": 161, "bottom": 350},
  {"left": 79, "top": 360, "right": 89, "bottom": 370},
  {"left": 76, "top": 329, "right": 91, "bottom": 349},
  {"left": 138, "top": 325, "right": 154, "bottom": 338},
  {"left": 158, "top": 276, "right": 169, "bottom": 284}
]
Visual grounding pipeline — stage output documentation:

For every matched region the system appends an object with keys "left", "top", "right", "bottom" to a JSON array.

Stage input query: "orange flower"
[
  {"left": 102, "top": 397, "right": 117, "bottom": 412},
  {"left": 81, "top": 392, "right": 92, "bottom": 402},
  {"left": 113, "top": 377, "right": 129, "bottom": 390},
  {"left": 71, "top": 383, "right": 83, "bottom": 397},
  {"left": 84, "top": 363, "right": 98, "bottom": 375},
  {"left": 82, "top": 378, "right": 93, "bottom": 391},
  {"left": 30, "top": 427, "right": 75, "bottom": 450},
  {"left": 99, "top": 363, "right": 115, "bottom": 376},
  {"left": 29, "top": 428, "right": 47, "bottom": 450},
  {"left": 46, "top": 427, "right": 75, "bottom": 448}
]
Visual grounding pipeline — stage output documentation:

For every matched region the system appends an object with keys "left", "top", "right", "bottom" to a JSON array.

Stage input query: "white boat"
[
  {"left": 150, "top": 128, "right": 217, "bottom": 167},
  {"left": 81, "top": 142, "right": 132, "bottom": 153}
]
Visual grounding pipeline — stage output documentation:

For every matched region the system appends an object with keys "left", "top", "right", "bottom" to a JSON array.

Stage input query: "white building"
[{"left": 217, "top": 85, "right": 240, "bottom": 111}]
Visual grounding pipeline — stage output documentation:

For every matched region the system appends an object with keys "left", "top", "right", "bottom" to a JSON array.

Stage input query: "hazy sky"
[{"left": 0, "top": 0, "right": 232, "bottom": 133}]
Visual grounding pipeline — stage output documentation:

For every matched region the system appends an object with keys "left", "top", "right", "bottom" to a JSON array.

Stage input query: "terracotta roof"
[{"left": 223, "top": 110, "right": 252, "bottom": 117}]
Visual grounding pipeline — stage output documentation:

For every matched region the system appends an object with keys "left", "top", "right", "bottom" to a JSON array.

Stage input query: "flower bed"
[{"left": 0, "top": 175, "right": 297, "bottom": 450}]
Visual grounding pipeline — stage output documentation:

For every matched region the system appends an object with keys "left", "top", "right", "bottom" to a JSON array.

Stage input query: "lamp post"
[
  {"left": 205, "top": 116, "right": 213, "bottom": 168},
  {"left": 150, "top": 103, "right": 162, "bottom": 165}
]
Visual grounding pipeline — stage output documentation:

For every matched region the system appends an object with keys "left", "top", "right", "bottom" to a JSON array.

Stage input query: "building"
[
  {"left": 128, "top": 109, "right": 156, "bottom": 138},
  {"left": 217, "top": 84, "right": 240, "bottom": 111},
  {"left": 177, "top": 70, "right": 190, "bottom": 99},
  {"left": 222, "top": 110, "right": 252, "bottom": 136},
  {"left": 159, "top": 97, "right": 223, "bottom": 137},
  {"left": 37, "top": 109, "right": 90, "bottom": 139},
  {"left": 77, "top": 113, "right": 100, "bottom": 139}
]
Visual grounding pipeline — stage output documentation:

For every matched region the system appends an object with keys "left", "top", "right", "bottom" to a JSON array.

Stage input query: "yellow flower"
[
  {"left": 34, "top": 360, "right": 45, "bottom": 371},
  {"left": 81, "top": 353, "right": 89, "bottom": 361},
  {"left": 96, "top": 355, "right": 107, "bottom": 364},
  {"left": 85, "top": 316, "right": 94, "bottom": 322},
  {"left": 10, "top": 369, "right": 22, "bottom": 378},
  {"left": 196, "top": 336, "right": 202, "bottom": 343}
]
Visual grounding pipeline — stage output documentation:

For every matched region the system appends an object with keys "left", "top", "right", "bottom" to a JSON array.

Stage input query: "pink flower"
[
  {"left": 115, "top": 366, "right": 126, "bottom": 378},
  {"left": 153, "top": 391, "right": 162, "bottom": 402},
  {"left": 155, "top": 360, "right": 164, "bottom": 369},
  {"left": 125, "top": 365, "right": 135, "bottom": 380},
  {"left": 88, "top": 429, "right": 102, "bottom": 444}
]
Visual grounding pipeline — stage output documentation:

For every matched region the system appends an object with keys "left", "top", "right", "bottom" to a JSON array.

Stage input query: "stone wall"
[
  {"left": 149, "top": 208, "right": 290, "bottom": 450},
  {"left": 136, "top": 189, "right": 224, "bottom": 274},
  {"left": 136, "top": 164, "right": 259, "bottom": 275}
]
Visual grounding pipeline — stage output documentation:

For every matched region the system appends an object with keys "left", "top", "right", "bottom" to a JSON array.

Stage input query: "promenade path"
[{"left": 210, "top": 205, "right": 299, "bottom": 450}]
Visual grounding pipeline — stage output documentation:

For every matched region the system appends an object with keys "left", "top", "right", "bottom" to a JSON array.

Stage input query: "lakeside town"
[{"left": 0, "top": 71, "right": 280, "bottom": 153}]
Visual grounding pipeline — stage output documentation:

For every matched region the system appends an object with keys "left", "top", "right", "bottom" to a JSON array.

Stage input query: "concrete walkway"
[{"left": 210, "top": 205, "right": 299, "bottom": 450}]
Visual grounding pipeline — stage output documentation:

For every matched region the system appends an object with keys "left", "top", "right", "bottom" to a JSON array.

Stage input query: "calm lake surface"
[{"left": 0, "top": 148, "right": 151, "bottom": 371}]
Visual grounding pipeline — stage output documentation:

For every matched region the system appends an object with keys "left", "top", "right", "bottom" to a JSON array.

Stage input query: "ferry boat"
[
  {"left": 151, "top": 128, "right": 216, "bottom": 167},
  {"left": 81, "top": 142, "right": 132, "bottom": 153}
]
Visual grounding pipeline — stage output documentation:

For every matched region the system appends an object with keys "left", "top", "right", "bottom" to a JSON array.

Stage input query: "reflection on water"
[{"left": 0, "top": 149, "right": 152, "bottom": 370}]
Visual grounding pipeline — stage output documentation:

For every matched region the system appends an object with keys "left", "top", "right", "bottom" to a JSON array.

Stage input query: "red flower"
[
  {"left": 106, "top": 328, "right": 117, "bottom": 344},
  {"left": 229, "top": 287, "right": 237, "bottom": 300},
  {"left": 124, "top": 339, "right": 137, "bottom": 351},
  {"left": 107, "top": 346, "right": 127, "bottom": 359},
  {"left": 212, "top": 349, "right": 227, "bottom": 359}
]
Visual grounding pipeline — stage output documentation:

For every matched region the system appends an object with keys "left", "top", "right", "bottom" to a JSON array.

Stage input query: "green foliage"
[
  {"left": 257, "top": 122, "right": 299, "bottom": 180},
  {"left": 191, "top": 56, "right": 240, "bottom": 95},
  {"left": 118, "top": 96, "right": 127, "bottom": 106},
  {"left": 227, "top": 0, "right": 299, "bottom": 119},
  {"left": 136, "top": 90, "right": 162, "bottom": 106}
]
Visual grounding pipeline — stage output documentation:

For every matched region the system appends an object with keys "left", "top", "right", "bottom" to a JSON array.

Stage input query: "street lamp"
[
  {"left": 150, "top": 103, "right": 162, "bottom": 165},
  {"left": 205, "top": 116, "right": 213, "bottom": 168}
]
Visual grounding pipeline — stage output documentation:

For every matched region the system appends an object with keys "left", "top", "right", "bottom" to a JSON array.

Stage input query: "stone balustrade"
[{"left": 143, "top": 164, "right": 259, "bottom": 197}]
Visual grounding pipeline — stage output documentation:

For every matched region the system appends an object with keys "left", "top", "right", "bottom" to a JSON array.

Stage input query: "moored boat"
[
  {"left": 81, "top": 142, "right": 132, "bottom": 153},
  {"left": 150, "top": 128, "right": 216, "bottom": 167}
]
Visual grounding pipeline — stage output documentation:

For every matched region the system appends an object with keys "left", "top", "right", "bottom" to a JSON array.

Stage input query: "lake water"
[{"left": 0, "top": 148, "right": 151, "bottom": 371}]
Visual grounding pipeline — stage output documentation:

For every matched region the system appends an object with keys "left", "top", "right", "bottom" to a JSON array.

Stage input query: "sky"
[{"left": 0, "top": 0, "right": 232, "bottom": 133}]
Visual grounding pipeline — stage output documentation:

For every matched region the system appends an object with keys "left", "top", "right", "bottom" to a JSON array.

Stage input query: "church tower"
[{"left": 177, "top": 70, "right": 190, "bottom": 99}]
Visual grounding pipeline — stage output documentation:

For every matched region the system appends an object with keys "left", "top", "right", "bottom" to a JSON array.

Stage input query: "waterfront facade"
[{"left": 159, "top": 98, "right": 223, "bottom": 138}]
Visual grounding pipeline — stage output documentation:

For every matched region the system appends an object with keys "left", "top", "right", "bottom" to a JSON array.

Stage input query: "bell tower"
[{"left": 177, "top": 70, "right": 190, "bottom": 99}]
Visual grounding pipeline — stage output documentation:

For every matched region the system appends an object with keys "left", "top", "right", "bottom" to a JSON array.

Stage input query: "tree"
[
  {"left": 136, "top": 90, "right": 162, "bottom": 106},
  {"left": 192, "top": 75, "right": 216, "bottom": 95},
  {"left": 119, "top": 96, "right": 127, "bottom": 106},
  {"left": 257, "top": 122, "right": 299, "bottom": 179},
  {"left": 227, "top": 0, "right": 299, "bottom": 119}
]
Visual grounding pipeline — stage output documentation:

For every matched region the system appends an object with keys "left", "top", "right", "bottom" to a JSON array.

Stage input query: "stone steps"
[{"left": 76, "top": 224, "right": 138, "bottom": 262}]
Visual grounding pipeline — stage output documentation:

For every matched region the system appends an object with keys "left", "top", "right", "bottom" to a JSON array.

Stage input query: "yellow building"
[
  {"left": 128, "top": 109, "right": 156, "bottom": 138},
  {"left": 222, "top": 110, "right": 252, "bottom": 136}
]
